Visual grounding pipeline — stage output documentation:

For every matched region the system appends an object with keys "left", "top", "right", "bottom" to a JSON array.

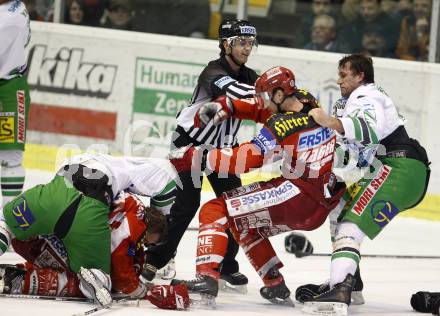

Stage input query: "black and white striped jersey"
[{"left": 175, "top": 56, "right": 258, "bottom": 148}]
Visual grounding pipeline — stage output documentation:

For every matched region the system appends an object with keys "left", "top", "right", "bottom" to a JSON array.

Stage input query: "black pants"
[{"left": 146, "top": 169, "right": 241, "bottom": 274}]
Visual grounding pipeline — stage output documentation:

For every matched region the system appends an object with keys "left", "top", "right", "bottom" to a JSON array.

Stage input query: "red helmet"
[{"left": 255, "top": 66, "right": 296, "bottom": 96}]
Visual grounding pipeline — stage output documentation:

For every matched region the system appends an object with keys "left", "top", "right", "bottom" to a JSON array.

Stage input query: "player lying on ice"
[
  {"left": 0, "top": 191, "right": 190, "bottom": 310},
  {"left": 0, "top": 153, "right": 187, "bottom": 309},
  {"left": 170, "top": 66, "right": 346, "bottom": 307}
]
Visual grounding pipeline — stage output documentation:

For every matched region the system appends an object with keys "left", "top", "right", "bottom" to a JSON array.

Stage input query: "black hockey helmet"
[
  {"left": 219, "top": 19, "right": 257, "bottom": 40},
  {"left": 218, "top": 19, "right": 258, "bottom": 55}
]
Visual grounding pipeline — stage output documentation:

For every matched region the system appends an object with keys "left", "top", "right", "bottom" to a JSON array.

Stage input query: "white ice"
[{"left": 1, "top": 169, "right": 439, "bottom": 316}]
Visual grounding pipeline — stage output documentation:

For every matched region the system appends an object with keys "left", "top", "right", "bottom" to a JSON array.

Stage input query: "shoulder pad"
[
  {"left": 266, "top": 112, "right": 317, "bottom": 141},
  {"left": 293, "top": 89, "right": 320, "bottom": 108}
]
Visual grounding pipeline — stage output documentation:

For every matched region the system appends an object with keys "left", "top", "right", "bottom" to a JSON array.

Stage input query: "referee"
[{"left": 143, "top": 19, "right": 259, "bottom": 290}]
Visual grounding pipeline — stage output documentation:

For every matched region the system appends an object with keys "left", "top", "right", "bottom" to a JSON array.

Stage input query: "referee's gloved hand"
[
  {"left": 168, "top": 146, "right": 206, "bottom": 173},
  {"left": 194, "top": 96, "right": 233, "bottom": 128}
]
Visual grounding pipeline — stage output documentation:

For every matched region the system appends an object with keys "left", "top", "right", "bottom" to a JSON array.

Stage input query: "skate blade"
[
  {"left": 218, "top": 279, "right": 247, "bottom": 294},
  {"left": 189, "top": 294, "right": 217, "bottom": 309},
  {"left": 78, "top": 268, "right": 112, "bottom": 307},
  {"left": 302, "top": 301, "right": 348, "bottom": 315},
  {"left": 268, "top": 297, "right": 295, "bottom": 307},
  {"left": 351, "top": 291, "right": 365, "bottom": 305}
]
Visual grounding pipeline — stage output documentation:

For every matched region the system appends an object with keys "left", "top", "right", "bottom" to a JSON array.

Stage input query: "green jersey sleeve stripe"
[
  {"left": 358, "top": 117, "right": 371, "bottom": 145},
  {"left": 157, "top": 180, "right": 176, "bottom": 196},
  {"left": 351, "top": 117, "right": 362, "bottom": 142},
  {"left": 367, "top": 124, "right": 378, "bottom": 144},
  {"left": 151, "top": 199, "right": 175, "bottom": 207}
]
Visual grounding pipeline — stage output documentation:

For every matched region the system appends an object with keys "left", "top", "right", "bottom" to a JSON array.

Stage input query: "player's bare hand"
[{"left": 308, "top": 108, "right": 331, "bottom": 126}]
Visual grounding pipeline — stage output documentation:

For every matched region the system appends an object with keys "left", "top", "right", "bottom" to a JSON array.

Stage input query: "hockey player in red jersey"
[
  {"left": 0, "top": 192, "right": 190, "bottom": 310},
  {"left": 171, "top": 66, "right": 346, "bottom": 305}
]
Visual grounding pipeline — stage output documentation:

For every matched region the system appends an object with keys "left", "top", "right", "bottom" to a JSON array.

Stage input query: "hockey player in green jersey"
[
  {"left": 0, "top": 152, "right": 177, "bottom": 307},
  {"left": 0, "top": 0, "right": 31, "bottom": 206},
  {"left": 298, "top": 54, "right": 430, "bottom": 315}
]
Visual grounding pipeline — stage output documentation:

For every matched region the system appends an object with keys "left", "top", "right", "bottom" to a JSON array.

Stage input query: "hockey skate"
[
  {"left": 260, "top": 268, "right": 294, "bottom": 307},
  {"left": 171, "top": 274, "right": 218, "bottom": 308},
  {"left": 296, "top": 268, "right": 364, "bottom": 305},
  {"left": 302, "top": 274, "right": 355, "bottom": 316},
  {"left": 219, "top": 271, "right": 248, "bottom": 294},
  {"left": 0, "top": 264, "right": 25, "bottom": 294},
  {"left": 77, "top": 267, "right": 112, "bottom": 308},
  {"left": 410, "top": 291, "right": 440, "bottom": 314},
  {"left": 156, "top": 258, "right": 176, "bottom": 280},
  {"left": 140, "top": 263, "right": 157, "bottom": 282}
]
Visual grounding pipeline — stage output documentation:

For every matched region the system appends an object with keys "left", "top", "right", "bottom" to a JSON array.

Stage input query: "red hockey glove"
[
  {"left": 194, "top": 96, "right": 233, "bottom": 128},
  {"left": 255, "top": 92, "right": 271, "bottom": 109},
  {"left": 145, "top": 284, "right": 190, "bottom": 310},
  {"left": 168, "top": 146, "right": 206, "bottom": 173}
]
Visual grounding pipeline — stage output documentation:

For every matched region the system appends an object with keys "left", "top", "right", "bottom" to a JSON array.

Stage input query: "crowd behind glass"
[{"left": 25, "top": 0, "right": 436, "bottom": 62}]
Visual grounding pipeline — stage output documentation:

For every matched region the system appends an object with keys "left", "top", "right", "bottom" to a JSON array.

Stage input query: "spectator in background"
[
  {"left": 81, "top": 0, "right": 108, "bottom": 26},
  {"left": 65, "top": 0, "right": 86, "bottom": 25},
  {"left": 101, "top": 0, "right": 134, "bottom": 31},
  {"left": 304, "top": 14, "right": 350, "bottom": 53},
  {"left": 360, "top": 24, "right": 395, "bottom": 57},
  {"left": 23, "top": 0, "right": 44, "bottom": 21},
  {"left": 339, "top": 0, "right": 400, "bottom": 55},
  {"left": 381, "top": 0, "right": 413, "bottom": 25},
  {"left": 381, "top": 0, "right": 398, "bottom": 16},
  {"left": 341, "top": 0, "right": 361, "bottom": 23},
  {"left": 396, "top": 0, "right": 432, "bottom": 61},
  {"left": 132, "top": 0, "right": 210, "bottom": 38},
  {"left": 398, "top": 0, "right": 413, "bottom": 12},
  {"left": 300, "top": 0, "right": 337, "bottom": 47}
]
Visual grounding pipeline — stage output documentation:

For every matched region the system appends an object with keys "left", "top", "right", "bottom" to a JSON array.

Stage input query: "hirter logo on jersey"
[
  {"left": 27, "top": 45, "right": 117, "bottom": 99},
  {"left": 268, "top": 113, "right": 310, "bottom": 140}
]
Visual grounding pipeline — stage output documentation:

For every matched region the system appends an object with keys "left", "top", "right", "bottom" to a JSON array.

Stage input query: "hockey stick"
[
  {"left": 310, "top": 253, "right": 440, "bottom": 259},
  {"left": 187, "top": 228, "right": 440, "bottom": 259},
  {"left": 0, "top": 293, "right": 93, "bottom": 302},
  {"left": 72, "top": 298, "right": 140, "bottom": 316},
  {"left": 0, "top": 293, "right": 139, "bottom": 316}
]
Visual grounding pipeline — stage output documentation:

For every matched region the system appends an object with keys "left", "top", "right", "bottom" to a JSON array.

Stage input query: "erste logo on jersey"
[
  {"left": 297, "top": 127, "right": 335, "bottom": 169},
  {"left": 298, "top": 127, "right": 332, "bottom": 150},
  {"left": 251, "top": 127, "right": 277, "bottom": 154}
]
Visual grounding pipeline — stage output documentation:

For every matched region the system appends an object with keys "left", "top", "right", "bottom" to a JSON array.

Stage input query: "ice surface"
[{"left": 1, "top": 170, "right": 439, "bottom": 316}]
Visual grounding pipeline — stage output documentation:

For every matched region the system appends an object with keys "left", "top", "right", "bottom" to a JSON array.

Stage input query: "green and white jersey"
[
  {"left": 59, "top": 153, "right": 178, "bottom": 214},
  {"left": 0, "top": 0, "right": 31, "bottom": 79},
  {"left": 334, "top": 83, "right": 406, "bottom": 167}
]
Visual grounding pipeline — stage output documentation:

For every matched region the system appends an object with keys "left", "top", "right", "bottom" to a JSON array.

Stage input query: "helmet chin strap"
[{"left": 272, "top": 95, "right": 286, "bottom": 113}]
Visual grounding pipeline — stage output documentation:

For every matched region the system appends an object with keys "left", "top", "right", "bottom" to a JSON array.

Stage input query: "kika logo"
[{"left": 27, "top": 45, "right": 117, "bottom": 98}]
